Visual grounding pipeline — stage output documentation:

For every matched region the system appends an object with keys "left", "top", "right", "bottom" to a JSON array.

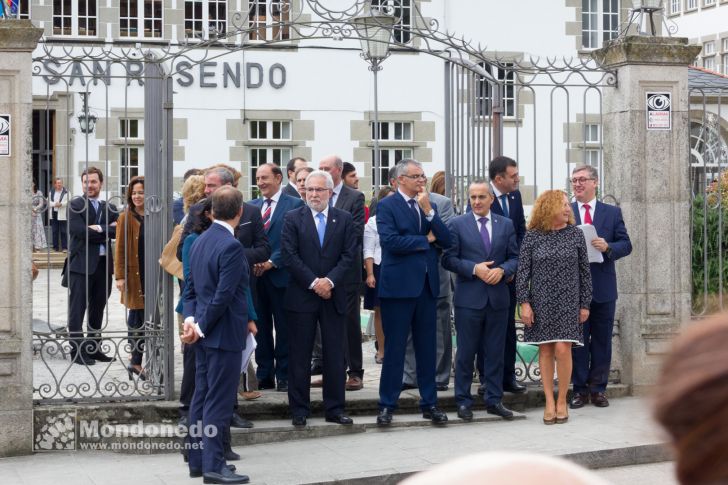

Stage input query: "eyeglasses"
[
  {"left": 400, "top": 174, "right": 427, "bottom": 180},
  {"left": 570, "top": 177, "right": 595, "bottom": 185},
  {"left": 305, "top": 187, "right": 329, "bottom": 194}
]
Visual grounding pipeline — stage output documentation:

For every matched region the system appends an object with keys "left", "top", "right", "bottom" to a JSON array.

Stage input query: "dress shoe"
[
  {"left": 239, "top": 390, "right": 262, "bottom": 401},
  {"left": 486, "top": 402, "right": 514, "bottom": 420},
  {"left": 230, "top": 414, "right": 254, "bottom": 429},
  {"left": 476, "top": 383, "right": 485, "bottom": 396},
  {"left": 376, "top": 408, "right": 393, "bottom": 426},
  {"left": 126, "top": 365, "right": 147, "bottom": 381},
  {"left": 71, "top": 352, "right": 95, "bottom": 366},
  {"left": 456, "top": 405, "right": 473, "bottom": 421},
  {"left": 590, "top": 392, "right": 609, "bottom": 407},
  {"left": 202, "top": 465, "right": 250, "bottom": 484},
  {"left": 190, "top": 464, "right": 236, "bottom": 478},
  {"left": 422, "top": 406, "right": 448, "bottom": 425},
  {"left": 257, "top": 379, "right": 275, "bottom": 390},
  {"left": 310, "top": 378, "right": 323, "bottom": 388},
  {"left": 503, "top": 380, "right": 527, "bottom": 394},
  {"left": 436, "top": 383, "right": 449, "bottom": 391},
  {"left": 401, "top": 382, "right": 417, "bottom": 391},
  {"left": 345, "top": 376, "right": 363, "bottom": 391},
  {"left": 310, "top": 362, "right": 323, "bottom": 375},
  {"left": 325, "top": 414, "right": 354, "bottom": 425},
  {"left": 276, "top": 380, "right": 288, "bottom": 392},
  {"left": 569, "top": 392, "right": 589, "bottom": 409},
  {"left": 88, "top": 351, "right": 114, "bottom": 362},
  {"left": 291, "top": 415, "right": 307, "bottom": 427}
]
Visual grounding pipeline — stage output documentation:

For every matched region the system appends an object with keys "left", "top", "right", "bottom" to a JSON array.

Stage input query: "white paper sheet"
[
  {"left": 241, "top": 333, "right": 257, "bottom": 373},
  {"left": 578, "top": 224, "right": 604, "bottom": 264}
]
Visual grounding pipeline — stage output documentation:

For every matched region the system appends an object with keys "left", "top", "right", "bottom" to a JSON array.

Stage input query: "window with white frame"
[
  {"left": 476, "top": 62, "right": 516, "bottom": 118},
  {"left": 119, "top": 119, "right": 143, "bottom": 195},
  {"left": 704, "top": 0, "right": 715, "bottom": 6},
  {"left": 670, "top": 0, "right": 681, "bottom": 13},
  {"left": 704, "top": 56, "right": 715, "bottom": 71},
  {"left": 723, "top": 38, "right": 728, "bottom": 52},
  {"left": 582, "top": 0, "right": 619, "bottom": 49},
  {"left": 248, "top": 0, "right": 290, "bottom": 41},
  {"left": 120, "top": 0, "right": 162, "bottom": 38},
  {"left": 120, "top": 119, "right": 141, "bottom": 139},
  {"left": 704, "top": 41, "right": 715, "bottom": 55},
  {"left": 585, "top": 149, "right": 601, "bottom": 167},
  {"left": 371, "top": 0, "right": 412, "bottom": 44},
  {"left": 371, "top": 121, "right": 413, "bottom": 142},
  {"left": 53, "top": 0, "right": 97, "bottom": 36},
  {"left": 585, "top": 124, "right": 600, "bottom": 143},
  {"left": 687, "top": 0, "right": 697, "bottom": 9},
  {"left": 249, "top": 147, "right": 291, "bottom": 198},
  {"left": 249, "top": 120, "right": 291, "bottom": 140},
  {"left": 185, "top": 0, "right": 227, "bottom": 39},
  {"left": 371, "top": 148, "right": 413, "bottom": 186},
  {"left": 722, "top": 54, "right": 728, "bottom": 75}
]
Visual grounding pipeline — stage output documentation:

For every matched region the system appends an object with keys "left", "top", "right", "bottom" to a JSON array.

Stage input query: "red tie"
[
  {"left": 583, "top": 203, "right": 593, "bottom": 225},
  {"left": 262, "top": 199, "right": 273, "bottom": 231}
]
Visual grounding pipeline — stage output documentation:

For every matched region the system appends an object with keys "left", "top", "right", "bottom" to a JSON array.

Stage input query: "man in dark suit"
[
  {"left": 67, "top": 167, "right": 118, "bottom": 365},
  {"left": 376, "top": 159, "right": 452, "bottom": 426},
  {"left": 48, "top": 177, "right": 68, "bottom": 251},
  {"left": 569, "top": 164, "right": 632, "bottom": 409},
  {"left": 250, "top": 163, "right": 304, "bottom": 392},
  {"left": 478, "top": 156, "right": 528, "bottom": 395},
  {"left": 318, "top": 155, "right": 366, "bottom": 390},
  {"left": 281, "top": 170, "right": 357, "bottom": 426},
  {"left": 181, "top": 186, "right": 251, "bottom": 484},
  {"left": 283, "top": 157, "right": 307, "bottom": 199},
  {"left": 443, "top": 181, "right": 519, "bottom": 421}
]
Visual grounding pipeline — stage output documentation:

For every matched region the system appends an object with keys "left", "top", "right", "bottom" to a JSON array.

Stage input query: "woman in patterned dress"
[
  {"left": 516, "top": 190, "right": 591, "bottom": 425},
  {"left": 31, "top": 181, "right": 48, "bottom": 251}
]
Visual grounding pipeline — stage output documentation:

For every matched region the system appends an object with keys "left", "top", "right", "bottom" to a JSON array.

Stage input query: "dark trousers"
[
  {"left": 378, "top": 283, "right": 437, "bottom": 411},
  {"left": 126, "top": 309, "right": 145, "bottom": 366},
  {"left": 403, "top": 294, "right": 452, "bottom": 386},
  {"left": 67, "top": 257, "right": 112, "bottom": 356},
  {"left": 187, "top": 344, "right": 241, "bottom": 474},
  {"left": 572, "top": 300, "right": 616, "bottom": 394},
  {"left": 255, "top": 276, "right": 289, "bottom": 384},
  {"left": 477, "top": 282, "right": 517, "bottom": 385},
  {"left": 50, "top": 213, "right": 67, "bottom": 250},
  {"left": 287, "top": 301, "right": 346, "bottom": 418},
  {"left": 455, "top": 305, "right": 507, "bottom": 407},
  {"left": 180, "top": 343, "right": 196, "bottom": 412},
  {"left": 312, "top": 284, "right": 363, "bottom": 379}
]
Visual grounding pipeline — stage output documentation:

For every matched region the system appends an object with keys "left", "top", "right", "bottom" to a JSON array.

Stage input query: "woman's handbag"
[{"left": 159, "top": 224, "right": 184, "bottom": 280}]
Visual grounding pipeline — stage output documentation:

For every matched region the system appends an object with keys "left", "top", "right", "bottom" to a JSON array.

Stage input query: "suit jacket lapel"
[
  {"left": 270, "top": 196, "right": 286, "bottom": 229},
  {"left": 397, "top": 192, "right": 421, "bottom": 233},
  {"left": 321, "top": 210, "right": 336, "bottom": 250},
  {"left": 466, "top": 215, "right": 488, "bottom": 258},
  {"left": 303, "top": 208, "right": 320, "bottom": 251},
  {"left": 571, "top": 202, "right": 582, "bottom": 225},
  {"left": 593, "top": 201, "right": 605, "bottom": 233},
  {"left": 334, "top": 186, "right": 346, "bottom": 209}
]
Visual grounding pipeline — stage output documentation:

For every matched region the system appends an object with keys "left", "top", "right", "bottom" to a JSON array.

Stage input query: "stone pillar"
[
  {"left": 0, "top": 20, "right": 43, "bottom": 457},
  {"left": 593, "top": 36, "right": 701, "bottom": 394}
]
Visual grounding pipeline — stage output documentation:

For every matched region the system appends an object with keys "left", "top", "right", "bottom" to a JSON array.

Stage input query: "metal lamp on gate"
[
  {"left": 630, "top": 0, "right": 664, "bottom": 36},
  {"left": 77, "top": 92, "right": 97, "bottom": 134}
]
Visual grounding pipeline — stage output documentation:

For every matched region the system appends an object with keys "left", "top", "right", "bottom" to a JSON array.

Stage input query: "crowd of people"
[{"left": 58, "top": 154, "right": 633, "bottom": 484}]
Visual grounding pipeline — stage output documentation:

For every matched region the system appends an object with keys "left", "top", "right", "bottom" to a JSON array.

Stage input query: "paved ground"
[
  {"left": 595, "top": 462, "right": 677, "bottom": 484},
  {"left": 1, "top": 397, "right": 671, "bottom": 485}
]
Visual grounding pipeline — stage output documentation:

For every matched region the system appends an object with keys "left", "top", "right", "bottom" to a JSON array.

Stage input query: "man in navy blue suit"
[
  {"left": 281, "top": 170, "right": 357, "bottom": 426},
  {"left": 443, "top": 181, "right": 519, "bottom": 421},
  {"left": 181, "top": 186, "right": 251, "bottom": 484},
  {"left": 484, "top": 156, "right": 527, "bottom": 395},
  {"left": 250, "top": 163, "right": 304, "bottom": 392},
  {"left": 569, "top": 164, "right": 632, "bottom": 409},
  {"left": 376, "top": 159, "right": 452, "bottom": 426}
]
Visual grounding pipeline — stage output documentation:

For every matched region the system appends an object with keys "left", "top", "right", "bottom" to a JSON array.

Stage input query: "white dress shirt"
[
  {"left": 577, "top": 197, "right": 597, "bottom": 225},
  {"left": 263, "top": 188, "right": 283, "bottom": 220},
  {"left": 363, "top": 215, "right": 382, "bottom": 265}
]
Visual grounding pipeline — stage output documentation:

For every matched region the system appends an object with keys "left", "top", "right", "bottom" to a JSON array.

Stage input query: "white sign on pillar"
[
  {"left": 0, "top": 115, "right": 10, "bottom": 156},
  {"left": 646, "top": 92, "right": 672, "bottom": 131}
]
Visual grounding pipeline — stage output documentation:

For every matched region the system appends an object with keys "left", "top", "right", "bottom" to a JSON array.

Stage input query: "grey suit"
[{"left": 403, "top": 192, "right": 455, "bottom": 388}]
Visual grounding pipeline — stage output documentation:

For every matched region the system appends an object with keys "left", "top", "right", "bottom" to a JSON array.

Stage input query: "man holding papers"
[{"left": 569, "top": 165, "right": 632, "bottom": 409}]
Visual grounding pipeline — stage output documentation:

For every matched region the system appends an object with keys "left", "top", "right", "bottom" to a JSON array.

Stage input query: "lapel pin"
[{"left": 332, "top": 219, "right": 336, "bottom": 223}]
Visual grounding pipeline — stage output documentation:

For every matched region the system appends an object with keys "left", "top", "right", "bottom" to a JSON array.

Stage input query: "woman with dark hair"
[
  {"left": 363, "top": 185, "right": 395, "bottom": 364},
  {"left": 115, "top": 176, "right": 146, "bottom": 380}
]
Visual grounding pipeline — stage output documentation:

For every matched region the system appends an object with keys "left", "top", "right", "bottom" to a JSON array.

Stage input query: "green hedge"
[{"left": 692, "top": 194, "right": 728, "bottom": 312}]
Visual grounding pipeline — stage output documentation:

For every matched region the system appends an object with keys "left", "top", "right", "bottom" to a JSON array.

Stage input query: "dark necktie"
[
  {"left": 408, "top": 199, "right": 420, "bottom": 231},
  {"left": 262, "top": 198, "right": 273, "bottom": 231},
  {"left": 479, "top": 216, "right": 491, "bottom": 255},
  {"left": 583, "top": 203, "right": 593, "bottom": 225},
  {"left": 500, "top": 194, "right": 510, "bottom": 218}
]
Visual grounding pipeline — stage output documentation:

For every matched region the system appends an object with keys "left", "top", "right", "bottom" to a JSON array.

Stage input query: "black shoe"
[
  {"left": 376, "top": 408, "right": 393, "bottom": 426},
  {"left": 457, "top": 405, "right": 473, "bottom": 421},
  {"left": 291, "top": 416, "right": 307, "bottom": 427},
  {"left": 230, "top": 414, "right": 254, "bottom": 429},
  {"left": 325, "top": 414, "right": 353, "bottom": 425},
  {"left": 71, "top": 352, "right": 95, "bottom": 366},
  {"left": 224, "top": 449, "right": 241, "bottom": 461},
  {"left": 401, "top": 382, "right": 417, "bottom": 391},
  {"left": 276, "top": 380, "right": 288, "bottom": 392},
  {"left": 190, "top": 465, "right": 236, "bottom": 478},
  {"left": 503, "top": 380, "right": 527, "bottom": 394},
  {"left": 486, "top": 402, "right": 514, "bottom": 420},
  {"left": 436, "top": 383, "right": 449, "bottom": 391},
  {"left": 570, "top": 392, "right": 589, "bottom": 409},
  {"left": 258, "top": 379, "right": 275, "bottom": 390},
  {"left": 590, "top": 392, "right": 609, "bottom": 408},
  {"left": 310, "top": 362, "right": 323, "bottom": 375},
  {"left": 126, "top": 365, "right": 147, "bottom": 381},
  {"left": 88, "top": 352, "right": 114, "bottom": 362},
  {"left": 476, "top": 383, "right": 485, "bottom": 396},
  {"left": 422, "top": 406, "right": 448, "bottom": 425},
  {"left": 202, "top": 465, "right": 250, "bottom": 484}
]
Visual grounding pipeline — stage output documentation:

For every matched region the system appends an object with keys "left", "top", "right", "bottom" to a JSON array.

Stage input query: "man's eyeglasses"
[
  {"left": 570, "top": 177, "right": 595, "bottom": 185},
  {"left": 305, "top": 187, "right": 329, "bottom": 194},
  {"left": 401, "top": 174, "right": 427, "bottom": 180}
]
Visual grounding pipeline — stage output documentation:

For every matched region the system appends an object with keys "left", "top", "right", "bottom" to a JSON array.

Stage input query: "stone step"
[{"left": 92, "top": 411, "right": 526, "bottom": 454}]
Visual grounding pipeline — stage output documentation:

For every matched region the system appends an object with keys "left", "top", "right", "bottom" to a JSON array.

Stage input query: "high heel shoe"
[
  {"left": 127, "top": 365, "right": 147, "bottom": 381},
  {"left": 556, "top": 404, "right": 569, "bottom": 424},
  {"left": 543, "top": 407, "right": 556, "bottom": 425}
]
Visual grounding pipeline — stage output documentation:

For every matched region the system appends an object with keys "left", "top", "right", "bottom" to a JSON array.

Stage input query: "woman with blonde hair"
[
  {"left": 181, "top": 174, "right": 206, "bottom": 215},
  {"left": 515, "top": 190, "right": 591, "bottom": 424}
]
